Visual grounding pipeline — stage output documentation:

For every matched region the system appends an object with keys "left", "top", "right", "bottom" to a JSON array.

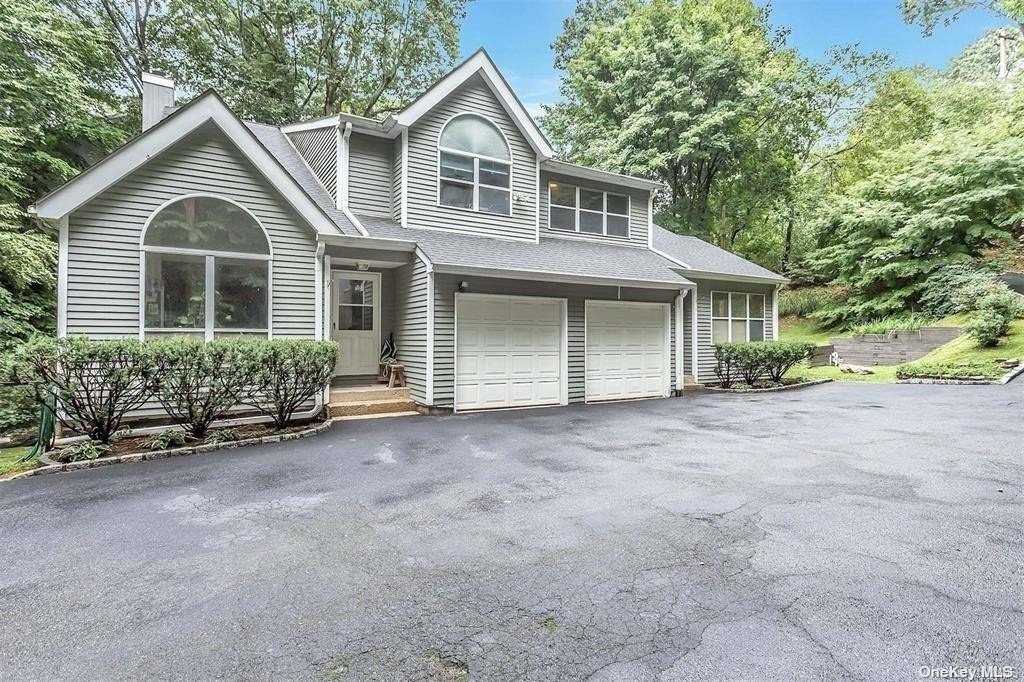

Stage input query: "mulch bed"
[
  {"left": 703, "top": 378, "right": 833, "bottom": 393},
  {"left": 98, "top": 422, "right": 315, "bottom": 458}
]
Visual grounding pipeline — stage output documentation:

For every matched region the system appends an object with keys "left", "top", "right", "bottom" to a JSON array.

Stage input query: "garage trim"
[
  {"left": 584, "top": 300, "right": 672, "bottom": 402},
  {"left": 454, "top": 292, "right": 569, "bottom": 412}
]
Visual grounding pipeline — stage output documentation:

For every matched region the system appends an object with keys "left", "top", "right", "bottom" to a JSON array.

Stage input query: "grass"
[
  {"left": 786, "top": 363, "right": 899, "bottom": 384},
  {"left": 779, "top": 316, "right": 834, "bottom": 346},
  {"left": 0, "top": 446, "right": 36, "bottom": 478},
  {"left": 914, "top": 319, "right": 1024, "bottom": 365}
]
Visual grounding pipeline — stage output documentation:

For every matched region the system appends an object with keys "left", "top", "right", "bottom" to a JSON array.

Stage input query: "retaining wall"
[{"left": 829, "top": 327, "right": 961, "bottom": 366}]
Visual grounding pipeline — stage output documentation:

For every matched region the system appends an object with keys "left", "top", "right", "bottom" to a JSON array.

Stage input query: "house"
[{"left": 30, "top": 49, "right": 786, "bottom": 416}]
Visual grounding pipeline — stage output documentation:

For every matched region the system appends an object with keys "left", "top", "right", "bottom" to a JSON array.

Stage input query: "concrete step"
[
  {"left": 328, "top": 397, "right": 418, "bottom": 418},
  {"left": 682, "top": 375, "right": 705, "bottom": 389},
  {"left": 330, "top": 385, "right": 410, "bottom": 402}
]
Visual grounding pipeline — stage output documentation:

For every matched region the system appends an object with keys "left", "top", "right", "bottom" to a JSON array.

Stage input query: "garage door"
[
  {"left": 456, "top": 294, "right": 564, "bottom": 410},
  {"left": 586, "top": 301, "right": 670, "bottom": 401}
]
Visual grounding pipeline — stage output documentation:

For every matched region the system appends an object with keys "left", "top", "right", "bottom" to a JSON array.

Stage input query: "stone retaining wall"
[{"left": 830, "top": 327, "right": 961, "bottom": 366}]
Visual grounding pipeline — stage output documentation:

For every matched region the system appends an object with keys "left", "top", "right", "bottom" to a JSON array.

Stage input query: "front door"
[{"left": 331, "top": 271, "right": 380, "bottom": 376}]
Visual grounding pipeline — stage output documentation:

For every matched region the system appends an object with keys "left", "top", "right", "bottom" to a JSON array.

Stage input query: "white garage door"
[
  {"left": 456, "top": 294, "right": 565, "bottom": 410},
  {"left": 586, "top": 301, "right": 670, "bottom": 402}
]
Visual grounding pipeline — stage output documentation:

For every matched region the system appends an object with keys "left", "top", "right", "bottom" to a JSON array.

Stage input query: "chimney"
[{"left": 141, "top": 72, "right": 176, "bottom": 131}]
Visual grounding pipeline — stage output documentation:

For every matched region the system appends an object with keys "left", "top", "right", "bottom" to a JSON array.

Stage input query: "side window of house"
[
  {"left": 548, "top": 182, "right": 629, "bottom": 237},
  {"left": 143, "top": 196, "right": 270, "bottom": 340},
  {"left": 438, "top": 114, "right": 511, "bottom": 215},
  {"left": 711, "top": 292, "right": 766, "bottom": 343}
]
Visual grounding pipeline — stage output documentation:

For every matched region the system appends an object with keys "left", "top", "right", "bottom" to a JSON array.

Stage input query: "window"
[
  {"left": 711, "top": 292, "right": 766, "bottom": 343},
  {"left": 547, "top": 182, "right": 630, "bottom": 237},
  {"left": 338, "top": 279, "right": 374, "bottom": 331},
  {"left": 438, "top": 115, "right": 511, "bottom": 215},
  {"left": 143, "top": 196, "right": 270, "bottom": 340}
]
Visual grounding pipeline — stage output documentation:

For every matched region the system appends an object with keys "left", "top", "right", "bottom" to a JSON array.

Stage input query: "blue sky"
[{"left": 459, "top": 0, "right": 1006, "bottom": 116}]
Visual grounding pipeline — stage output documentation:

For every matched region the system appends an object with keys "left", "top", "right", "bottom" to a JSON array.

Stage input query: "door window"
[{"left": 338, "top": 279, "right": 374, "bottom": 331}]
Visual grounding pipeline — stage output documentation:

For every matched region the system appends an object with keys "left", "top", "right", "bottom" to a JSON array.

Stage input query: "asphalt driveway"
[{"left": 1, "top": 382, "right": 1022, "bottom": 680}]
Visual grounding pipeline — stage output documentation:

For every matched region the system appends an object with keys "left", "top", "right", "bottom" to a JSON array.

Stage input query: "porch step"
[
  {"left": 330, "top": 385, "right": 410, "bottom": 402},
  {"left": 329, "top": 397, "right": 419, "bottom": 418},
  {"left": 683, "top": 375, "right": 705, "bottom": 389}
]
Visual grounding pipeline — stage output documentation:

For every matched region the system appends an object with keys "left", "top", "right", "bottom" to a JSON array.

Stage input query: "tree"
[
  {"left": 0, "top": 0, "right": 126, "bottom": 351},
  {"left": 901, "top": 0, "right": 1024, "bottom": 36}
]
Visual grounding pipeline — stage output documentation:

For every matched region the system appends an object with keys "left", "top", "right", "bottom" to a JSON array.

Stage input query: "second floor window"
[
  {"left": 438, "top": 114, "right": 511, "bottom": 215},
  {"left": 548, "top": 182, "right": 630, "bottom": 237}
]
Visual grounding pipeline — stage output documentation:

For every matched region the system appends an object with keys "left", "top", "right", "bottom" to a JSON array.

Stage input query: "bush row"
[
  {"left": 714, "top": 341, "right": 815, "bottom": 388},
  {"left": 9, "top": 337, "right": 338, "bottom": 444},
  {"left": 895, "top": 360, "right": 1004, "bottom": 381}
]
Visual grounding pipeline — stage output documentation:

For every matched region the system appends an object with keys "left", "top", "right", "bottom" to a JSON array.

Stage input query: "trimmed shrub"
[
  {"left": 964, "top": 289, "right": 1024, "bottom": 347},
  {"left": 715, "top": 341, "right": 815, "bottom": 386},
  {"left": 230, "top": 339, "right": 338, "bottom": 429},
  {"left": 12, "top": 337, "right": 157, "bottom": 443},
  {"left": 149, "top": 338, "right": 249, "bottom": 439},
  {"left": 896, "top": 360, "right": 1003, "bottom": 380}
]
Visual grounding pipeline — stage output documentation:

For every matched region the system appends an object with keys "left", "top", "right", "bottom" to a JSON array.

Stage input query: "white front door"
[
  {"left": 455, "top": 294, "right": 566, "bottom": 410},
  {"left": 585, "top": 301, "right": 671, "bottom": 401},
  {"left": 332, "top": 271, "right": 381, "bottom": 376}
]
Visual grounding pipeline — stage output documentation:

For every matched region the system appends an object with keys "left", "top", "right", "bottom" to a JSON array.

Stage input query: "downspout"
[
  {"left": 338, "top": 120, "right": 369, "bottom": 237},
  {"left": 315, "top": 241, "right": 328, "bottom": 411},
  {"left": 676, "top": 289, "right": 689, "bottom": 393},
  {"left": 772, "top": 283, "right": 781, "bottom": 340}
]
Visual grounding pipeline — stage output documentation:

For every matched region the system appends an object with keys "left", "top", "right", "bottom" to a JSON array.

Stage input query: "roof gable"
[
  {"left": 389, "top": 49, "right": 554, "bottom": 159},
  {"left": 31, "top": 92, "right": 343, "bottom": 237}
]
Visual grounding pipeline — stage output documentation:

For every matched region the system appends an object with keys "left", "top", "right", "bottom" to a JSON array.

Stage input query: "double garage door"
[{"left": 455, "top": 294, "right": 669, "bottom": 410}]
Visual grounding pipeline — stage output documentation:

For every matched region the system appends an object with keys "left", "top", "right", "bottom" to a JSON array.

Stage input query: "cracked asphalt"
[{"left": 1, "top": 381, "right": 1022, "bottom": 680}]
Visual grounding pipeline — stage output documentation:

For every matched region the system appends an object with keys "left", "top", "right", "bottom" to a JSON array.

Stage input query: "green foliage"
[
  {"left": 714, "top": 341, "right": 815, "bottom": 387},
  {"left": 0, "top": 384, "right": 36, "bottom": 435},
  {"left": 149, "top": 338, "right": 249, "bottom": 438},
  {"left": 52, "top": 439, "right": 110, "bottom": 463},
  {"left": 919, "top": 264, "right": 1002, "bottom": 318},
  {"left": 146, "top": 429, "right": 188, "bottom": 451},
  {"left": 11, "top": 336, "right": 157, "bottom": 443},
  {"left": 848, "top": 313, "right": 936, "bottom": 335},
  {"left": 205, "top": 427, "right": 240, "bottom": 445},
  {"left": 964, "top": 289, "right": 1024, "bottom": 346},
  {"left": 229, "top": 339, "right": 338, "bottom": 429},
  {"left": 896, "top": 360, "right": 1004, "bottom": 380},
  {"left": 901, "top": 0, "right": 1023, "bottom": 36},
  {"left": 778, "top": 286, "right": 848, "bottom": 317}
]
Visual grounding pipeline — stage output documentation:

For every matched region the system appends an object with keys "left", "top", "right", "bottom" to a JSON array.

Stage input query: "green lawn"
[
  {"left": 787, "top": 363, "right": 899, "bottom": 384},
  {"left": 779, "top": 316, "right": 835, "bottom": 345},
  {"left": 0, "top": 446, "right": 35, "bottom": 478},
  {"left": 913, "top": 319, "right": 1024, "bottom": 365}
]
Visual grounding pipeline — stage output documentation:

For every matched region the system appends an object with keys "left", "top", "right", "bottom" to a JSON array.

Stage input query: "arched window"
[
  {"left": 438, "top": 114, "right": 512, "bottom": 215},
  {"left": 142, "top": 195, "right": 271, "bottom": 339}
]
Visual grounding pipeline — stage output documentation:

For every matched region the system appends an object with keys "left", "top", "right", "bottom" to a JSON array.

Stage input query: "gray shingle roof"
[
  {"left": 244, "top": 122, "right": 361, "bottom": 236},
  {"left": 652, "top": 225, "right": 786, "bottom": 282},
  {"left": 356, "top": 214, "right": 693, "bottom": 287}
]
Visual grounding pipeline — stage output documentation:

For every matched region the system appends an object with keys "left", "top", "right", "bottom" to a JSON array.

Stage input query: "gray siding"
[
  {"left": 539, "top": 170, "right": 650, "bottom": 246},
  {"left": 392, "top": 137, "right": 403, "bottom": 222},
  {"left": 287, "top": 126, "right": 337, "bottom": 199},
  {"left": 431, "top": 275, "right": 681, "bottom": 407},
  {"left": 391, "top": 255, "right": 430, "bottom": 404},
  {"left": 684, "top": 278, "right": 777, "bottom": 384},
  {"left": 405, "top": 74, "right": 537, "bottom": 241},
  {"left": 66, "top": 123, "right": 318, "bottom": 340},
  {"left": 348, "top": 133, "right": 393, "bottom": 216}
]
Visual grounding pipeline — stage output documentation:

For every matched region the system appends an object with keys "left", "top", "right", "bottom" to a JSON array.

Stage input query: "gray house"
[{"left": 31, "top": 50, "right": 785, "bottom": 417}]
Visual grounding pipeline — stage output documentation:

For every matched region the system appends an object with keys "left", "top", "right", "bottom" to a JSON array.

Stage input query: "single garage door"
[
  {"left": 455, "top": 294, "right": 565, "bottom": 410},
  {"left": 586, "top": 301, "right": 670, "bottom": 402}
]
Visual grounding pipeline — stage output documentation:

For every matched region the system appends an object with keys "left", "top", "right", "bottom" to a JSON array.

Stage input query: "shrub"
[
  {"left": 12, "top": 337, "right": 157, "bottom": 444},
  {"left": 919, "top": 264, "right": 1000, "bottom": 318},
  {"left": 896, "top": 360, "right": 1003, "bottom": 380},
  {"left": 848, "top": 313, "right": 935, "bottom": 335},
  {"left": 205, "top": 427, "right": 240, "bottom": 445},
  {"left": 149, "top": 338, "right": 249, "bottom": 438},
  {"left": 230, "top": 339, "right": 338, "bottom": 429},
  {"left": 715, "top": 342, "right": 815, "bottom": 386},
  {"left": 52, "top": 439, "right": 110, "bottom": 463},
  {"left": 147, "top": 429, "right": 188, "bottom": 451},
  {"left": 0, "top": 384, "right": 36, "bottom": 435},
  {"left": 964, "top": 289, "right": 1024, "bottom": 347}
]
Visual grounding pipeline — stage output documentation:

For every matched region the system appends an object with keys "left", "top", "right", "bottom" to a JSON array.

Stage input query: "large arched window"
[
  {"left": 438, "top": 114, "right": 512, "bottom": 215},
  {"left": 142, "top": 195, "right": 271, "bottom": 339}
]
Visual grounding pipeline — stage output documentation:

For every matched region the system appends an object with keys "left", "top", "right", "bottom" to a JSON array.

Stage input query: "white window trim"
[
  {"left": 710, "top": 291, "right": 767, "bottom": 343},
  {"left": 548, "top": 183, "right": 631, "bottom": 238},
  {"left": 435, "top": 113, "right": 513, "bottom": 217},
  {"left": 138, "top": 193, "right": 274, "bottom": 341}
]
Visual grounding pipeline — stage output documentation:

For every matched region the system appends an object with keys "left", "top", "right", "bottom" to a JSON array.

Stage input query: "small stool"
[{"left": 388, "top": 364, "right": 406, "bottom": 388}]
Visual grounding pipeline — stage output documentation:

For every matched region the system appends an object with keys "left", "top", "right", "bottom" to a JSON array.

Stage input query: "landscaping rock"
[
  {"left": 839, "top": 363, "right": 875, "bottom": 375},
  {"left": 998, "top": 358, "right": 1019, "bottom": 369}
]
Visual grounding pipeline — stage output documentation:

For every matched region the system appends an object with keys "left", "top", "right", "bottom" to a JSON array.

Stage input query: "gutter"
[
  {"left": 316, "top": 233, "right": 416, "bottom": 251},
  {"left": 431, "top": 263, "right": 694, "bottom": 290}
]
